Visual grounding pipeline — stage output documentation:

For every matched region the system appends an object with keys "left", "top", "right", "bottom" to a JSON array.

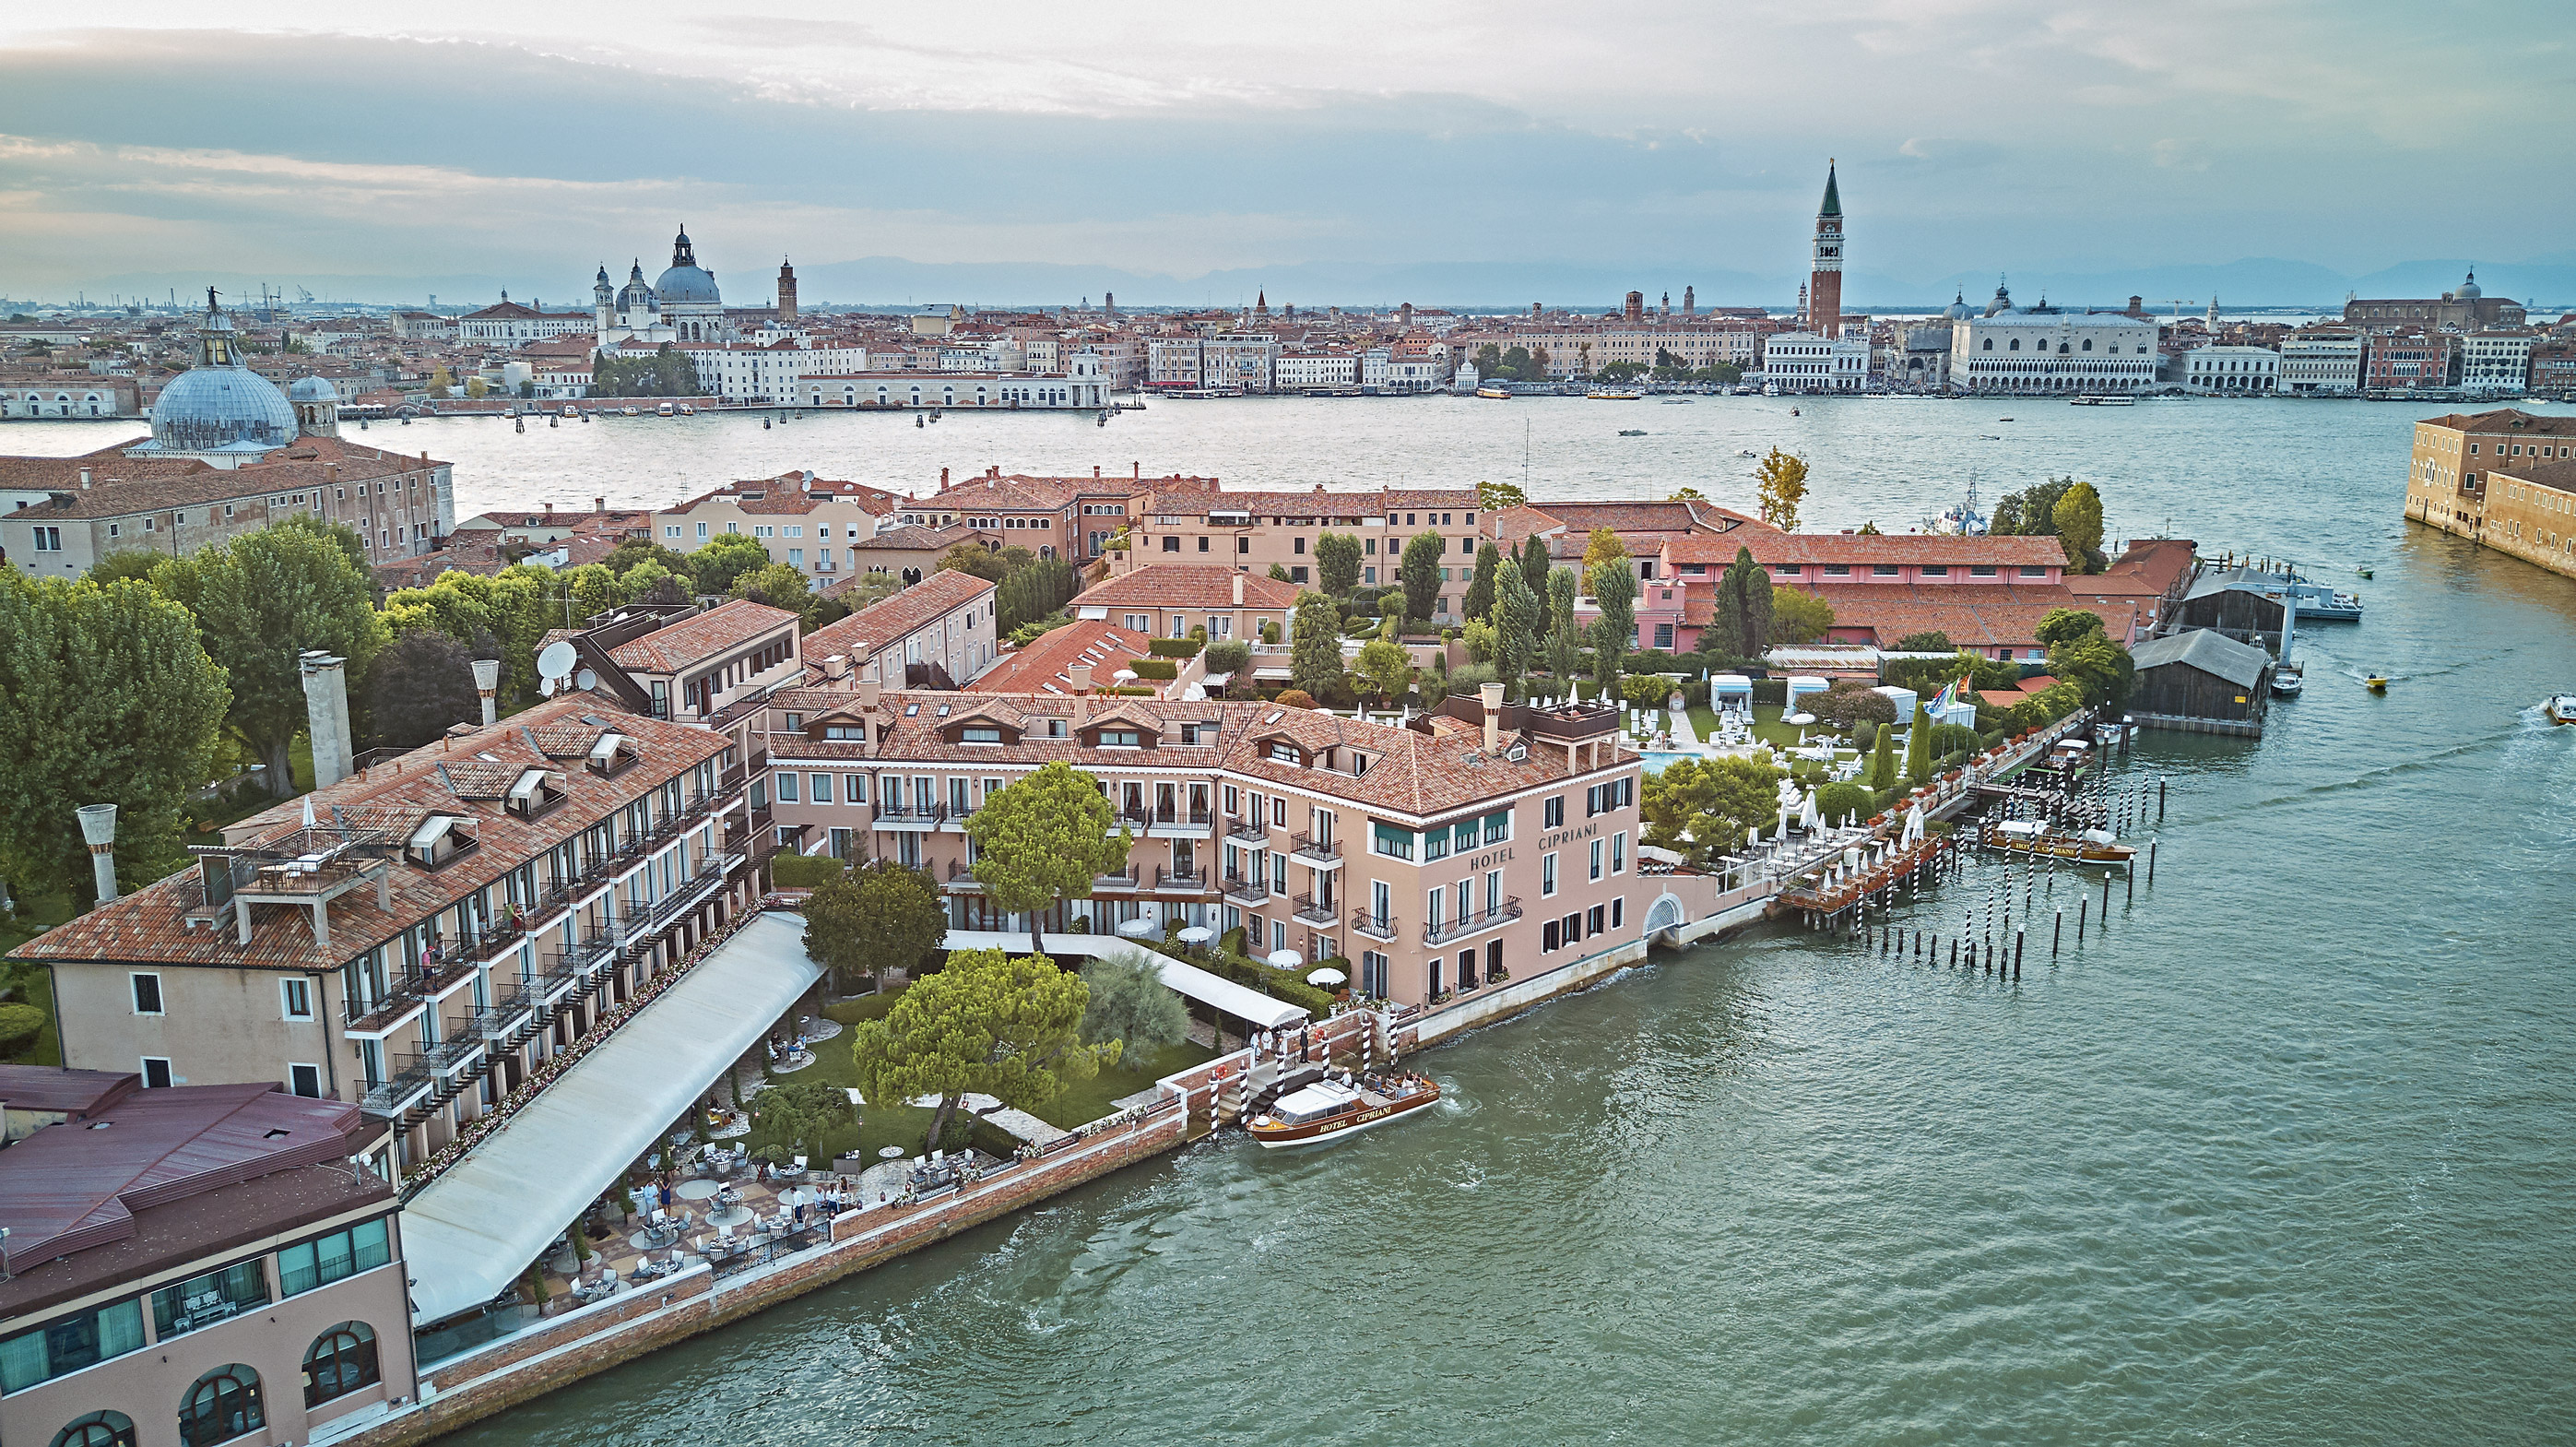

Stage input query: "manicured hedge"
[
  {"left": 1148, "top": 637, "right": 1203, "bottom": 658},
  {"left": 1131, "top": 658, "right": 1179, "bottom": 680},
  {"left": 770, "top": 853, "right": 848, "bottom": 889}
]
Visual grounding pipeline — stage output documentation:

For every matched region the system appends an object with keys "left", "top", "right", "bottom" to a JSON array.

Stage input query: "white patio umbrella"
[
  {"left": 1177, "top": 925, "right": 1214, "bottom": 944},
  {"left": 1117, "top": 917, "right": 1156, "bottom": 938},
  {"left": 1267, "top": 948, "right": 1304, "bottom": 969},
  {"left": 1903, "top": 804, "right": 1927, "bottom": 845},
  {"left": 1306, "top": 966, "right": 1347, "bottom": 987}
]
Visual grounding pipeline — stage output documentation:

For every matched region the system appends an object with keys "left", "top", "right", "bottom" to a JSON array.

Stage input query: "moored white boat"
[{"left": 1247, "top": 1072, "right": 1440, "bottom": 1148}]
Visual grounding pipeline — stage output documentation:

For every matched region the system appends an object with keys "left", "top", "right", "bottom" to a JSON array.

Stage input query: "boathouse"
[
  {"left": 2169, "top": 567, "right": 2291, "bottom": 648},
  {"left": 2127, "top": 628, "right": 2271, "bottom": 737}
]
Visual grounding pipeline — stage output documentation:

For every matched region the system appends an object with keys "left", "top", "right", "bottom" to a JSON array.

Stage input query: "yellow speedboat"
[{"left": 2365, "top": 675, "right": 2389, "bottom": 693}]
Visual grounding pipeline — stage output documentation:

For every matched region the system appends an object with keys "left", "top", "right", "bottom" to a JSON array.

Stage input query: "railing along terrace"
[{"left": 1423, "top": 897, "right": 1522, "bottom": 946}]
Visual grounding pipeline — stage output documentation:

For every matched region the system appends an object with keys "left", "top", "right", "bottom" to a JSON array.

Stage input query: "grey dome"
[
  {"left": 150, "top": 366, "right": 295, "bottom": 454},
  {"left": 617, "top": 261, "right": 659, "bottom": 314},
  {"left": 1944, "top": 290, "right": 1973, "bottom": 321},
  {"left": 655, "top": 263, "right": 720, "bottom": 304},
  {"left": 2454, "top": 269, "right": 2481, "bottom": 299},
  {"left": 287, "top": 374, "right": 339, "bottom": 402}
]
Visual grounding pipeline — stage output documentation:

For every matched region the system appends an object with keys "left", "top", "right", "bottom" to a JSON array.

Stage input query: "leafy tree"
[
  {"left": 0, "top": 575, "right": 230, "bottom": 909},
  {"left": 1315, "top": 532, "right": 1362, "bottom": 596},
  {"left": 1476, "top": 479, "right": 1527, "bottom": 512},
  {"left": 1494, "top": 557, "right": 1542, "bottom": 684},
  {"left": 1866, "top": 719, "right": 1897, "bottom": 789},
  {"left": 1669, "top": 486, "right": 1707, "bottom": 501},
  {"left": 1595, "top": 360, "right": 1647, "bottom": 383},
  {"left": 1203, "top": 639, "right": 1251, "bottom": 677},
  {"left": 1276, "top": 689, "right": 1318, "bottom": 709},
  {"left": 1393, "top": 530, "right": 1446, "bottom": 626},
  {"left": 1754, "top": 447, "right": 1809, "bottom": 531},
  {"left": 362, "top": 629, "right": 478, "bottom": 750},
  {"left": 1622, "top": 673, "right": 1673, "bottom": 707},
  {"left": 995, "top": 558, "right": 1077, "bottom": 635},
  {"left": 848, "top": 946, "right": 1114, "bottom": 1154},
  {"left": 153, "top": 521, "right": 387, "bottom": 797},
  {"left": 86, "top": 552, "right": 166, "bottom": 587},
  {"left": 748, "top": 1079, "right": 856, "bottom": 1167},
  {"left": 1498, "top": 345, "right": 1535, "bottom": 382},
  {"left": 1472, "top": 342, "right": 1502, "bottom": 377},
  {"left": 465, "top": 376, "right": 489, "bottom": 400},
  {"left": 1543, "top": 623, "right": 1583, "bottom": 685},
  {"left": 1990, "top": 476, "right": 2075, "bottom": 537},
  {"left": 837, "top": 572, "right": 904, "bottom": 612},
  {"left": 2049, "top": 632, "right": 2133, "bottom": 708},
  {"left": 1582, "top": 528, "right": 1628, "bottom": 574},
  {"left": 603, "top": 537, "right": 692, "bottom": 577},
  {"left": 965, "top": 762, "right": 1135, "bottom": 954},
  {"left": 1895, "top": 630, "right": 1953, "bottom": 652},
  {"left": 1354, "top": 637, "right": 1414, "bottom": 705},
  {"left": 731, "top": 563, "right": 814, "bottom": 623},
  {"left": 1639, "top": 754, "right": 1783, "bottom": 865},
  {"left": 1770, "top": 587, "right": 1836, "bottom": 646},
  {"left": 1268, "top": 562, "right": 1292, "bottom": 582},
  {"left": 1814, "top": 781, "right": 1873, "bottom": 827},
  {"left": 1289, "top": 593, "right": 1344, "bottom": 699},
  {"left": 1589, "top": 555, "right": 1637, "bottom": 691},
  {"left": 426, "top": 365, "right": 453, "bottom": 399},
  {"left": 803, "top": 860, "right": 949, "bottom": 992},
  {"left": 1080, "top": 953, "right": 1189, "bottom": 1066},
  {"left": 2051, "top": 480, "right": 2106, "bottom": 574},
  {"left": 589, "top": 344, "right": 703, "bottom": 397},
  {"left": 1462, "top": 617, "right": 1497, "bottom": 663},
  {"left": 1518, "top": 534, "right": 1550, "bottom": 596},
  {"left": 936, "top": 542, "right": 1009, "bottom": 583},
  {"left": 691, "top": 533, "right": 774, "bottom": 596},
  {"left": 1814, "top": 681, "right": 1897, "bottom": 729},
  {"left": 2035, "top": 608, "right": 2105, "bottom": 648},
  {"left": 1547, "top": 565, "right": 1578, "bottom": 640},
  {"left": 1904, "top": 701, "right": 1933, "bottom": 785},
  {"left": 1463, "top": 542, "right": 1501, "bottom": 623},
  {"left": 1705, "top": 546, "right": 1774, "bottom": 660},
  {"left": 1854, "top": 520, "right": 1883, "bottom": 536}
]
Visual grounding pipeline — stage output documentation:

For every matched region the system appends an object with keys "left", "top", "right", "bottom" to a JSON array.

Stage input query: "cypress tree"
[
  {"left": 1867, "top": 718, "right": 1896, "bottom": 789},
  {"left": 1903, "top": 700, "right": 1932, "bottom": 786},
  {"left": 1518, "top": 534, "right": 1550, "bottom": 595},
  {"left": 1464, "top": 543, "right": 1501, "bottom": 623}
]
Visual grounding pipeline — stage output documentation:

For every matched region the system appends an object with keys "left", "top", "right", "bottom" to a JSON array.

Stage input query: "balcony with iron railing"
[
  {"left": 1291, "top": 892, "right": 1339, "bottom": 926},
  {"left": 1290, "top": 833, "right": 1342, "bottom": 867},
  {"left": 1093, "top": 865, "right": 1142, "bottom": 891},
  {"left": 944, "top": 859, "right": 984, "bottom": 891},
  {"left": 1225, "top": 815, "right": 1268, "bottom": 843},
  {"left": 424, "top": 1029, "right": 488, "bottom": 1077},
  {"left": 471, "top": 977, "right": 535, "bottom": 1039},
  {"left": 1348, "top": 908, "right": 1400, "bottom": 943},
  {"left": 1147, "top": 805, "right": 1213, "bottom": 836},
  {"left": 1153, "top": 864, "right": 1209, "bottom": 893},
  {"left": 1423, "top": 897, "right": 1522, "bottom": 947},
  {"left": 1223, "top": 872, "right": 1272, "bottom": 907},
  {"left": 874, "top": 802, "right": 949, "bottom": 830},
  {"left": 360, "top": 1053, "right": 436, "bottom": 1119}
]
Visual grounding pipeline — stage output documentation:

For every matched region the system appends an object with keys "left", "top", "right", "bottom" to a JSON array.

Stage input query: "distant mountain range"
[{"left": 27, "top": 255, "right": 2576, "bottom": 314}]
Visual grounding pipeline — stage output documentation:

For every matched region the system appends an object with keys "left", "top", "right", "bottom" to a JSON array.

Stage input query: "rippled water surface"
[{"left": 26, "top": 397, "right": 2576, "bottom": 1442}]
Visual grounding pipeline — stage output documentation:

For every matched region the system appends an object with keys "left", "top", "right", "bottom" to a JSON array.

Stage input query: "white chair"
[{"left": 792, "top": 1155, "right": 807, "bottom": 1173}]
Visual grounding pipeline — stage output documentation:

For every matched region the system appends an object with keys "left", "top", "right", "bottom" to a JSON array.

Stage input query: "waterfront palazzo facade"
[
  {"left": 761, "top": 682, "right": 1649, "bottom": 1008},
  {"left": 2404, "top": 407, "right": 2576, "bottom": 582}
]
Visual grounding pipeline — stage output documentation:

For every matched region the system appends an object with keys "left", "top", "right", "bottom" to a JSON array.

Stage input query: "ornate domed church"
[{"left": 595, "top": 225, "right": 736, "bottom": 346}]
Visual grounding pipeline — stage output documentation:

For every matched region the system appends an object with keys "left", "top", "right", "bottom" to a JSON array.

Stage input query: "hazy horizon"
[{"left": 5, "top": 4, "right": 2570, "bottom": 309}]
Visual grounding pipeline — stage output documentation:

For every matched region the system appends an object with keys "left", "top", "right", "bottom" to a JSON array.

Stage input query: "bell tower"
[
  {"left": 776, "top": 257, "right": 798, "bottom": 323},
  {"left": 1809, "top": 159, "right": 1844, "bottom": 338}
]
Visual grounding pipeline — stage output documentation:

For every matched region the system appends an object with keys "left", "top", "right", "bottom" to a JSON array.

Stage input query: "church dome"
[
  {"left": 2454, "top": 269, "right": 2481, "bottom": 299},
  {"left": 286, "top": 374, "right": 339, "bottom": 402},
  {"left": 144, "top": 301, "right": 294, "bottom": 455},
  {"left": 654, "top": 224, "right": 720, "bottom": 304},
  {"left": 1944, "top": 290, "right": 1973, "bottom": 321},
  {"left": 617, "top": 261, "right": 659, "bottom": 314},
  {"left": 655, "top": 263, "right": 720, "bottom": 304}
]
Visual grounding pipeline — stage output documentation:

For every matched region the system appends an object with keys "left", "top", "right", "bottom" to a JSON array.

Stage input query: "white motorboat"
[
  {"left": 2272, "top": 662, "right": 2305, "bottom": 698},
  {"left": 2545, "top": 694, "right": 2576, "bottom": 726}
]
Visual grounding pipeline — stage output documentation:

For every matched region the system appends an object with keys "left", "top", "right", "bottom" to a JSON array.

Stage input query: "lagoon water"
[{"left": 23, "top": 397, "right": 2576, "bottom": 1442}]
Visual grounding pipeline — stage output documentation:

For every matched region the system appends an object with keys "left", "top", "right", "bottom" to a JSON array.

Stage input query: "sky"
[{"left": 2, "top": 2, "right": 2570, "bottom": 307}]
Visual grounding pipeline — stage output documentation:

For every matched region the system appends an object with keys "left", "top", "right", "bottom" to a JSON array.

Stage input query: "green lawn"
[
  {"left": 1686, "top": 701, "right": 1846, "bottom": 753},
  {"left": 1026, "top": 1038, "right": 1218, "bottom": 1131}
]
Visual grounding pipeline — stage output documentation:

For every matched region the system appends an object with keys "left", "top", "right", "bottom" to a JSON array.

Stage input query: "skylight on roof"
[
  {"left": 936, "top": 705, "right": 951, "bottom": 717},
  {"left": 905, "top": 704, "right": 920, "bottom": 716},
  {"left": 1265, "top": 710, "right": 1283, "bottom": 724}
]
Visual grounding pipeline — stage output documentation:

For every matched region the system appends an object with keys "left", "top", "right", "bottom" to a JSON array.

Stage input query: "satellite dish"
[
  {"left": 573, "top": 668, "right": 597, "bottom": 691},
  {"left": 536, "top": 639, "right": 577, "bottom": 681},
  {"left": 539, "top": 677, "right": 558, "bottom": 697}
]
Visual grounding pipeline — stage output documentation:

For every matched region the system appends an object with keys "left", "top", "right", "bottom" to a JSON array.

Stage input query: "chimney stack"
[
  {"left": 1069, "top": 664, "right": 1093, "bottom": 725},
  {"left": 470, "top": 658, "right": 501, "bottom": 726},
  {"left": 1232, "top": 572, "right": 1246, "bottom": 606},
  {"left": 825, "top": 653, "right": 849, "bottom": 681},
  {"left": 77, "top": 803, "right": 119, "bottom": 907},
  {"left": 1481, "top": 682, "right": 1506, "bottom": 752},
  {"left": 856, "top": 679, "right": 881, "bottom": 711},
  {"left": 593, "top": 495, "right": 605, "bottom": 516},
  {"left": 300, "top": 651, "right": 355, "bottom": 788}
]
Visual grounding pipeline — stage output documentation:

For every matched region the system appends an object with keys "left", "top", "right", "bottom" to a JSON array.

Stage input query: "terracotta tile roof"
[
  {"left": 662, "top": 472, "right": 900, "bottom": 517},
  {"left": 2417, "top": 408, "right": 2576, "bottom": 435},
  {"left": 606, "top": 599, "right": 798, "bottom": 673},
  {"left": 1796, "top": 584, "right": 2133, "bottom": 650},
  {"left": 1665, "top": 531, "right": 2067, "bottom": 568},
  {"left": 764, "top": 691, "right": 1627, "bottom": 823},
  {"left": 970, "top": 620, "right": 1157, "bottom": 694},
  {"left": 803, "top": 569, "right": 993, "bottom": 663},
  {"left": 845, "top": 522, "right": 996, "bottom": 555},
  {"left": 2094, "top": 538, "right": 2198, "bottom": 599},
  {"left": 13, "top": 695, "right": 727, "bottom": 973},
  {"left": 1077, "top": 563, "right": 1301, "bottom": 611},
  {"left": 0, "top": 438, "right": 445, "bottom": 520},
  {"left": 1532, "top": 499, "right": 1762, "bottom": 537}
]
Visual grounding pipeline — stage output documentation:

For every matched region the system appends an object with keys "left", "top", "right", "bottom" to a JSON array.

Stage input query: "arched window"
[
  {"left": 2082, "top": 338, "right": 2094, "bottom": 351},
  {"left": 2008, "top": 338, "right": 2020, "bottom": 351},
  {"left": 50, "top": 1412, "right": 136, "bottom": 1447},
  {"left": 179, "top": 1365, "right": 263, "bottom": 1447},
  {"left": 303, "top": 1322, "right": 381, "bottom": 1406},
  {"left": 2058, "top": 342, "right": 2071, "bottom": 354},
  {"left": 1981, "top": 338, "right": 1992, "bottom": 351}
]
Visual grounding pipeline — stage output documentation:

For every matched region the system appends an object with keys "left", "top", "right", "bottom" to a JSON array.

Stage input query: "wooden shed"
[
  {"left": 2170, "top": 568, "right": 2290, "bottom": 647},
  {"left": 2129, "top": 628, "right": 2272, "bottom": 737}
]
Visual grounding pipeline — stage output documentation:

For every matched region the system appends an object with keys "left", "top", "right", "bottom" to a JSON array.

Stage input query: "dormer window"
[
  {"left": 1099, "top": 729, "right": 1141, "bottom": 747},
  {"left": 823, "top": 725, "right": 865, "bottom": 741},
  {"left": 407, "top": 814, "right": 478, "bottom": 868},
  {"left": 587, "top": 733, "right": 637, "bottom": 776},
  {"left": 505, "top": 768, "right": 566, "bottom": 818},
  {"left": 962, "top": 727, "right": 1002, "bottom": 743},
  {"left": 1269, "top": 742, "right": 1301, "bottom": 765}
]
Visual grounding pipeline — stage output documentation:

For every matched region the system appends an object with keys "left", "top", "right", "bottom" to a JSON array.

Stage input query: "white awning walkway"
[
  {"left": 402, "top": 911, "right": 821, "bottom": 1325},
  {"left": 941, "top": 929, "right": 1307, "bottom": 1030}
]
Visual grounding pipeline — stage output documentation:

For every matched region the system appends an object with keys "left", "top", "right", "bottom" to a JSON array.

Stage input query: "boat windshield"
[{"left": 1269, "top": 1081, "right": 1358, "bottom": 1125}]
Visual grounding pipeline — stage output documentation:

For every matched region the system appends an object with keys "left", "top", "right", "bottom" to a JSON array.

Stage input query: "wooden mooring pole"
[
  {"left": 2015, "top": 929, "right": 2025, "bottom": 979},
  {"left": 2147, "top": 839, "right": 2157, "bottom": 884},
  {"left": 2053, "top": 908, "right": 2063, "bottom": 957}
]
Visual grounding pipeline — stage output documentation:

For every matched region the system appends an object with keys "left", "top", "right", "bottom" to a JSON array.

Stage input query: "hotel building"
[{"left": 2404, "top": 407, "right": 2576, "bottom": 582}]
